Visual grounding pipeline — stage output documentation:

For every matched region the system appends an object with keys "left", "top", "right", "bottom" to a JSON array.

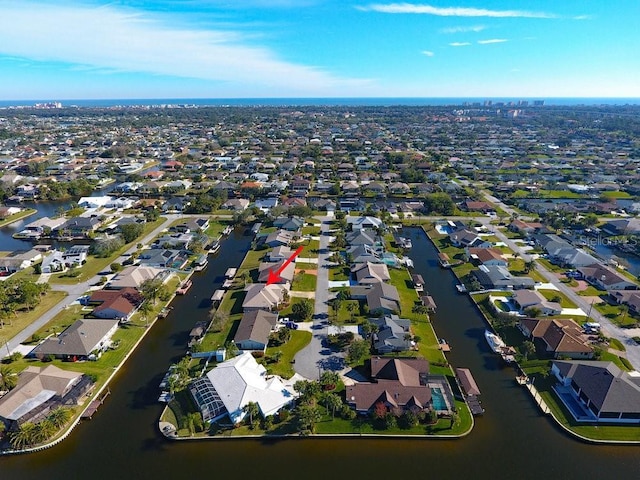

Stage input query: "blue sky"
[{"left": 0, "top": 0, "right": 638, "bottom": 99}]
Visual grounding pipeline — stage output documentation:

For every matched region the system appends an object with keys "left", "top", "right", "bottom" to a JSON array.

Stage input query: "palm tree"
[
  {"left": 295, "top": 403, "right": 322, "bottom": 434},
  {"left": 35, "top": 418, "right": 56, "bottom": 443},
  {"left": 10, "top": 422, "right": 38, "bottom": 449},
  {"left": 346, "top": 302, "right": 356, "bottom": 322},
  {"left": 0, "top": 364, "right": 17, "bottom": 391},
  {"left": 320, "top": 371, "right": 340, "bottom": 391},
  {"left": 322, "top": 392, "right": 342, "bottom": 420},
  {"left": 138, "top": 300, "right": 153, "bottom": 327},
  {"left": 243, "top": 401, "right": 260, "bottom": 428},
  {"left": 47, "top": 407, "right": 72, "bottom": 429}
]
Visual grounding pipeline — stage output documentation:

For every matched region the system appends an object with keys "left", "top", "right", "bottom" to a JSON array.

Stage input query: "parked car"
[{"left": 285, "top": 321, "right": 299, "bottom": 330}]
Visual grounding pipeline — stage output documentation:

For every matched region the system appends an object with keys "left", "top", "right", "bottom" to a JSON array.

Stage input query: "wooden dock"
[{"left": 81, "top": 389, "right": 110, "bottom": 420}]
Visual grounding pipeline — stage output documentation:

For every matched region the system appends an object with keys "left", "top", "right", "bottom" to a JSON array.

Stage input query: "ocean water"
[{"left": 1, "top": 97, "right": 640, "bottom": 108}]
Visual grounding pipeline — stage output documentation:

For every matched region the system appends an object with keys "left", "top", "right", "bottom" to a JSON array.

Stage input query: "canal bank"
[{"left": 2, "top": 227, "right": 640, "bottom": 480}]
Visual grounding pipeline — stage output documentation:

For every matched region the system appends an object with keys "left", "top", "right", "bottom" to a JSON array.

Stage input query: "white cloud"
[
  {"left": 477, "top": 39, "right": 508, "bottom": 44},
  {"left": 449, "top": 42, "right": 471, "bottom": 47},
  {"left": 421, "top": 50, "right": 435, "bottom": 57},
  {"left": 0, "top": 2, "right": 368, "bottom": 93},
  {"left": 359, "top": 3, "right": 556, "bottom": 18},
  {"left": 440, "top": 25, "right": 486, "bottom": 34}
]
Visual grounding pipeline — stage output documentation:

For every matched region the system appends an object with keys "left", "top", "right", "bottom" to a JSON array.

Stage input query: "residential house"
[
  {"left": 161, "top": 197, "right": 190, "bottom": 213},
  {"left": 0, "top": 249, "right": 42, "bottom": 275},
  {"left": 257, "top": 259, "right": 295, "bottom": 284},
  {"left": 577, "top": 263, "right": 638, "bottom": 290},
  {"left": 273, "top": 216, "right": 304, "bottom": 232},
  {"left": 138, "top": 249, "right": 190, "bottom": 270},
  {"left": 363, "top": 282, "right": 401, "bottom": 314},
  {"left": 509, "top": 219, "right": 545, "bottom": 236},
  {"left": 601, "top": 218, "right": 640, "bottom": 236},
  {"left": 16, "top": 216, "right": 66, "bottom": 239},
  {"left": 346, "top": 358, "right": 442, "bottom": 415},
  {"left": 221, "top": 198, "right": 250, "bottom": 211},
  {"left": 371, "top": 315, "right": 412, "bottom": 353},
  {"left": 268, "top": 246, "right": 293, "bottom": 262},
  {"left": 233, "top": 310, "right": 279, "bottom": 351},
  {"left": 108, "top": 265, "right": 167, "bottom": 290},
  {"left": 61, "top": 245, "right": 89, "bottom": 267},
  {"left": 609, "top": 290, "right": 640, "bottom": 314},
  {"left": 242, "top": 283, "right": 288, "bottom": 311},
  {"left": 512, "top": 290, "right": 562, "bottom": 316},
  {"left": 551, "top": 360, "right": 640, "bottom": 423},
  {"left": 473, "top": 265, "right": 536, "bottom": 290},
  {"left": 549, "top": 247, "right": 599, "bottom": 268},
  {"left": 466, "top": 247, "right": 508, "bottom": 267},
  {"left": 40, "top": 250, "right": 66, "bottom": 273},
  {"left": 88, "top": 287, "right": 143, "bottom": 320},
  {"left": 519, "top": 318, "right": 593, "bottom": 359},
  {"left": 352, "top": 262, "right": 390, "bottom": 284},
  {"left": 264, "top": 230, "right": 295, "bottom": 248},
  {"left": 0, "top": 365, "right": 89, "bottom": 430},
  {"left": 449, "top": 228, "right": 490, "bottom": 249},
  {"left": 462, "top": 200, "right": 494, "bottom": 213},
  {"left": 56, "top": 216, "right": 101, "bottom": 238},
  {"left": 347, "top": 216, "right": 383, "bottom": 231},
  {"left": 189, "top": 351, "right": 297, "bottom": 424},
  {"left": 31, "top": 319, "right": 120, "bottom": 361}
]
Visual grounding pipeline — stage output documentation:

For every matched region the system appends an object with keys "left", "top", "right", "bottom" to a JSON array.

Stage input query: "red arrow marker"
[{"left": 266, "top": 246, "right": 304, "bottom": 285}]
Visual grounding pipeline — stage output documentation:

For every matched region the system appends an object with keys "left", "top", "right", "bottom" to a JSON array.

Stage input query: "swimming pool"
[{"left": 432, "top": 387, "right": 447, "bottom": 411}]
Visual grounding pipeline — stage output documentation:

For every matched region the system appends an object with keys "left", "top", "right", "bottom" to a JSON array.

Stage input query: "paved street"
[
  {"left": 294, "top": 216, "right": 346, "bottom": 380},
  {"left": 3, "top": 215, "right": 176, "bottom": 357},
  {"left": 491, "top": 226, "right": 640, "bottom": 371}
]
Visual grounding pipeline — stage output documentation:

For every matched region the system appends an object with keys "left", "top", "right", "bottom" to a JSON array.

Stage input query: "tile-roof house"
[
  {"left": 551, "top": 360, "right": 640, "bottom": 423},
  {"left": 88, "top": 287, "right": 143, "bottom": 320},
  {"left": 31, "top": 319, "right": 120, "bottom": 360},
  {"left": 345, "top": 358, "right": 435, "bottom": 415},
  {"left": 0, "top": 365, "right": 87, "bottom": 429},
  {"left": 577, "top": 263, "right": 638, "bottom": 291},
  {"left": 519, "top": 318, "right": 593, "bottom": 359},
  {"left": 512, "top": 290, "right": 562, "bottom": 316},
  {"left": 188, "top": 351, "right": 297, "bottom": 424},
  {"left": 371, "top": 315, "right": 412, "bottom": 353},
  {"left": 233, "top": 310, "right": 278, "bottom": 351}
]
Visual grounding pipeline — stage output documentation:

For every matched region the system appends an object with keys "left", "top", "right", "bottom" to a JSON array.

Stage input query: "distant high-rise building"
[{"left": 533, "top": 100, "right": 545, "bottom": 106}]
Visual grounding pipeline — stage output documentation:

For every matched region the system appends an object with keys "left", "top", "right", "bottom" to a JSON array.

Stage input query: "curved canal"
[{"left": 1, "top": 226, "right": 639, "bottom": 480}]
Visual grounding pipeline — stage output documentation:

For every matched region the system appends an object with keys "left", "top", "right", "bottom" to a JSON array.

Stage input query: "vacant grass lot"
[
  {"left": 263, "top": 330, "right": 312, "bottom": 379},
  {"left": 291, "top": 272, "right": 317, "bottom": 292},
  {"left": 0, "top": 291, "right": 67, "bottom": 343}
]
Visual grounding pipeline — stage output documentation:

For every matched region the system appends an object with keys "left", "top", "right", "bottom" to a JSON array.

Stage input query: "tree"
[
  {"left": 295, "top": 403, "right": 322, "bottom": 434},
  {"left": 35, "top": 418, "right": 56, "bottom": 443},
  {"left": 120, "top": 223, "right": 144, "bottom": 243},
  {"left": 47, "top": 407, "right": 72, "bottom": 429},
  {"left": 347, "top": 339, "right": 370, "bottom": 364},
  {"left": 140, "top": 278, "right": 163, "bottom": 305},
  {"left": 320, "top": 371, "right": 340, "bottom": 391},
  {"left": 322, "top": 392, "right": 342, "bottom": 420},
  {"left": 524, "top": 260, "right": 536, "bottom": 273},
  {"left": 138, "top": 300, "right": 153, "bottom": 327},
  {"left": 0, "top": 364, "right": 17, "bottom": 391},
  {"left": 294, "top": 380, "right": 321, "bottom": 402},
  {"left": 10, "top": 422, "right": 38, "bottom": 449},
  {"left": 292, "top": 299, "right": 313, "bottom": 321},
  {"left": 243, "top": 401, "right": 260, "bottom": 429},
  {"left": 522, "top": 340, "right": 536, "bottom": 361}
]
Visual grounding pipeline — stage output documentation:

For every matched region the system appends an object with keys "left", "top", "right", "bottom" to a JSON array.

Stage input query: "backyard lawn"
[
  {"left": 0, "top": 291, "right": 67, "bottom": 344},
  {"left": 263, "top": 330, "right": 312, "bottom": 379}
]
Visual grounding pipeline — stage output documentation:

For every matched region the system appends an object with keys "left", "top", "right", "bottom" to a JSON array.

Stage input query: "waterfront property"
[
  {"left": 0, "top": 365, "right": 92, "bottom": 431},
  {"left": 233, "top": 310, "right": 279, "bottom": 351},
  {"left": 188, "top": 352, "right": 298, "bottom": 424},
  {"left": 518, "top": 318, "right": 593, "bottom": 359},
  {"left": 551, "top": 360, "right": 640, "bottom": 424}
]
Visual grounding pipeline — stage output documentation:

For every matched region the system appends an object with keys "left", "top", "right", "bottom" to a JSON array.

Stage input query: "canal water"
[{"left": 1, "top": 227, "right": 639, "bottom": 480}]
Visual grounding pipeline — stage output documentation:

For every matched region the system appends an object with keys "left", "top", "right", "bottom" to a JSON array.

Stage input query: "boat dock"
[
  {"left": 420, "top": 295, "right": 437, "bottom": 312},
  {"left": 225, "top": 268, "right": 237, "bottom": 279},
  {"left": 176, "top": 279, "right": 192, "bottom": 295},
  {"left": 411, "top": 274, "right": 425, "bottom": 293},
  {"left": 455, "top": 368, "right": 484, "bottom": 416},
  {"left": 211, "top": 289, "right": 225, "bottom": 302},
  {"left": 81, "top": 389, "right": 111, "bottom": 420}
]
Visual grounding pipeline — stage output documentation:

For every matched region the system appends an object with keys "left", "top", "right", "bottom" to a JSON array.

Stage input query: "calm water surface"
[{"left": 1, "top": 227, "right": 639, "bottom": 480}]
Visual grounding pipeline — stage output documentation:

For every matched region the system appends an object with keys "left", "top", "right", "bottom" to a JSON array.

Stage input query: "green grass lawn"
[
  {"left": 50, "top": 217, "right": 166, "bottom": 285},
  {"left": 263, "top": 330, "right": 312, "bottom": 379},
  {"left": 329, "top": 265, "right": 350, "bottom": 281},
  {"left": 291, "top": 272, "right": 317, "bottom": 292},
  {"left": 594, "top": 302, "right": 637, "bottom": 327},
  {"left": 0, "top": 291, "right": 67, "bottom": 344},
  {"left": 576, "top": 285, "right": 607, "bottom": 297},
  {"left": 538, "top": 289, "right": 578, "bottom": 308},
  {"left": 600, "top": 191, "right": 632, "bottom": 199},
  {"left": 0, "top": 208, "right": 37, "bottom": 228},
  {"left": 537, "top": 258, "right": 566, "bottom": 273},
  {"left": 301, "top": 226, "right": 321, "bottom": 236}
]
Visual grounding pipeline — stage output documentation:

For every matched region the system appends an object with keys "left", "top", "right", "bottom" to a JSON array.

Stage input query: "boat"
[
  {"left": 193, "top": 254, "right": 208, "bottom": 271},
  {"left": 484, "top": 330, "right": 517, "bottom": 362},
  {"left": 222, "top": 225, "right": 233, "bottom": 236},
  {"left": 455, "top": 284, "right": 467, "bottom": 293},
  {"left": 208, "top": 241, "right": 220, "bottom": 254},
  {"left": 484, "top": 329, "right": 506, "bottom": 354},
  {"left": 158, "top": 306, "right": 172, "bottom": 318},
  {"left": 176, "top": 279, "right": 192, "bottom": 295}
]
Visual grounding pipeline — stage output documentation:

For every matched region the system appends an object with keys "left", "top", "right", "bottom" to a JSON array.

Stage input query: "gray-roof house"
[
  {"left": 233, "top": 310, "right": 278, "bottom": 351},
  {"left": 352, "top": 262, "right": 391, "bottom": 284},
  {"left": 512, "top": 290, "right": 562, "bottom": 316},
  {"left": 549, "top": 247, "right": 599, "bottom": 268},
  {"left": 273, "top": 216, "right": 304, "bottom": 232},
  {"left": 577, "top": 263, "right": 637, "bottom": 291},
  {"left": 371, "top": 315, "right": 412, "bottom": 353},
  {"left": 0, "top": 249, "right": 43, "bottom": 274},
  {"left": 366, "top": 282, "right": 401, "bottom": 314},
  {"left": 474, "top": 265, "right": 536, "bottom": 290},
  {"left": 551, "top": 360, "right": 640, "bottom": 423},
  {"left": 257, "top": 260, "right": 295, "bottom": 284},
  {"left": 264, "top": 230, "right": 294, "bottom": 248},
  {"left": 108, "top": 265, "right": 167, "bottom": 289},
  {"left": 31, "top": 319, "right": 119, "bottom": 361},
  {"left": 242, "top": 283, "right": 288, "bottom": 312},
  {"left": 449, "top": 228, "right": 490, "bottom": 249}
]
